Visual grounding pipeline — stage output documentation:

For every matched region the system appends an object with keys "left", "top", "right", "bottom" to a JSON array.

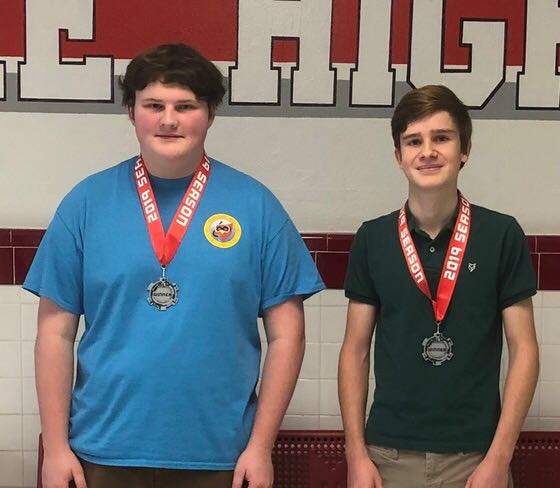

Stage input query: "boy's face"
[
  {"left": 129, "top": 81, "right": 214, "bottom": 166},
  {"left": 395, "top": 110, "right": 469, "bottom": 193}
]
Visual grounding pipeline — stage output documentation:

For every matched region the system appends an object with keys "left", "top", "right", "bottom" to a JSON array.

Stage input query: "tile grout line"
[
  {"left": 20, "top": 299, "right": 25, "bottom": 488},
  {"left": 11, "top": 248, "right": 15, "bottom": 286},
  {"left": 317, "top": 304, "right": 322, "bottom": 424}
]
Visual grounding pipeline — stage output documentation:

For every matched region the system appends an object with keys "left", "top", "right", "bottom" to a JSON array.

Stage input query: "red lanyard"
[
  {"left": 398, "top": 193, "right": 471, "bottom": 323},
  {"left": 134, "top": 155, "right": 211, "bottom": 267}
]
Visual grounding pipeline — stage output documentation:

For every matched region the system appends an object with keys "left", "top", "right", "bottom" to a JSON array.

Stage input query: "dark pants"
[{"left": 78, "top": 458, "right": 238, "bottom": 488}]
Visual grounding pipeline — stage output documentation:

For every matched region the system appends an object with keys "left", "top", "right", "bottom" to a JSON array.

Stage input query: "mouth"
[
  {"left": 417, "top": 164, "right": 443, "bottom": 172},
  {"left": 156, "top": 134, "right": 183, "bottom": 139}
]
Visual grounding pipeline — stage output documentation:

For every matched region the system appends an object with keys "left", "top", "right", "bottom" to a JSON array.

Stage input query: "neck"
[
  {"left": 141, "top": 149, "right": 204, "bottom": 179},
  {"left": 407, "top": 186, "right": 458, "bottom": 239}
]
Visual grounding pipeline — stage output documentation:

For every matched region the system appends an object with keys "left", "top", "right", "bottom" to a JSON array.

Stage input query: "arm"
[
  {"left": 466, "top": 297, "right": 539, "bottom": 488},
  {"left": 232, "top": 296, "right": 305, "bottom": 488},
  {"left": 338, "top": 300, "right": 382, "bottom": 488},
  {"left": 35, "top": 297, "right": 87, "bottom": 488}
]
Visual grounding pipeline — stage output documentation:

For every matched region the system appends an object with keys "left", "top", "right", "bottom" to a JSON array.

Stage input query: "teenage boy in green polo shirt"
[{"left": 339, "top": 85, "right": 538, "bottom": 488}]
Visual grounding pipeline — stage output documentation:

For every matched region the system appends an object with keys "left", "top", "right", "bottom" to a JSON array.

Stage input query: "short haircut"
[
  {"left": 391, "top": 85, "right": 472, "bottom": 154},
  {"left": 119, "top": 43, "right": 226, "bottom": 113}
]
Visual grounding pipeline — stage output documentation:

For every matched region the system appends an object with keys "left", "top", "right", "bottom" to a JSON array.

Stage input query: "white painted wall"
[{"left": 2, "top": 114, "right": 559, "bottom": 234}]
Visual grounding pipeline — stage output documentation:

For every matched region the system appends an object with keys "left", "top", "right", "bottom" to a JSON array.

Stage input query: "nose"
[
  {"left": 420, "top": 140, "right": 437, "bottom": 159},
  {"left": 160, "top": 106, "right": 178, "bottom": 129}
]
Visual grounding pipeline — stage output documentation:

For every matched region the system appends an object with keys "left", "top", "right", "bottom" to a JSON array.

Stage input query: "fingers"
[
  {"left": 372, "top": 464, "right": 383, "bottom": 488},
  {"left": 72, "top": 465, "right": 87, "bottom": 488},
  {"left": 231, "top": 466, "right": 245, "bottom": 488}
]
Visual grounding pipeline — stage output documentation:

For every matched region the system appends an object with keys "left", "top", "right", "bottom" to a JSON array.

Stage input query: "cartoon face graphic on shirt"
[
  {"left": 204, "top": 214, "right": 242, "bottom": 248},
  {"left": 212, "top": 220, "right": 234, "bottom": 241}
]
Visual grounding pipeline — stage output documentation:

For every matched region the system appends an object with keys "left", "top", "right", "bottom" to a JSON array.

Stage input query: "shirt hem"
[
  {"left": 21, "top": 284, "right": 83, "bottom": 315},
  {"left": 367, "top": 434, "right": 492, "bottom": 454},
  {"left": 345, "top": 291, "right": 378, "bottom": 306},
  {"left": 76, "top": 450, "right": 236, "bottom": 470},
  {"left": 500, "top": 287, "right": 537, "bottom": 311},
  {"left": 260, "top": 282, "right": 325, "bottom": 314}
]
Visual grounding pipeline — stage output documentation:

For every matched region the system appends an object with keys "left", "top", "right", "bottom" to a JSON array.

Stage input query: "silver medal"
[
  {"left": 147, "top": 266, "right": 178, "bottom": 311},
  {"left": 422, "top": 332, "right": 453, "bottom": 366},
  {"left": 147, "top": 279, "right": 178, "bottom": 310}
]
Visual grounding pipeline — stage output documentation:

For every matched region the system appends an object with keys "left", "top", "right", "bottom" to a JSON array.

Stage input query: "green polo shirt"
[{"left": 345, "top": 203, "right": 536, "bottom": 453}]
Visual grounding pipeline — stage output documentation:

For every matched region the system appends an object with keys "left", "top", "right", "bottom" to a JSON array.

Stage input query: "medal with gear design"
[
  {"left": 134, "top": 155, "right": 210, "bottom": 312},
  {"left": 422, "top": 330, "right": 454, "bottom": 366},
  {"left": 147, "top": 266, "right": 178, "bottom": 311}
]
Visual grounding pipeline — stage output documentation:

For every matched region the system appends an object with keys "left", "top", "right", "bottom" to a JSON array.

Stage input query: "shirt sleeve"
[
  {"left": 344, "top": 223, "right": 379, "bottom": 305},
  {"left": 498, "top": 217, "right": 537, "bottom": 310},
  {"left": 259, "top": 217, "right": 325, "bottom": 315},
  {"left": 22, "top": 205, "right": 84, "bottom": 315}
]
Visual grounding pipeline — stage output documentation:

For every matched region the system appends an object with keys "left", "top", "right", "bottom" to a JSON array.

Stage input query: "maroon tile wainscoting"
[
  {"left": 1, "top": 229, "right": 559, "bottom": 290},
  {"left": 305, "top": 233, "right": 560, "bottom": 291},
  {"left": 0, "top": 229, "right": 46, "bottom": 285}
]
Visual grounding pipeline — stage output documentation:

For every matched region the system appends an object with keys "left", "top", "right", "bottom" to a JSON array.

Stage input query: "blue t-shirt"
[{"left": 24, "top": 156, "right": 324, "bottom": 469}]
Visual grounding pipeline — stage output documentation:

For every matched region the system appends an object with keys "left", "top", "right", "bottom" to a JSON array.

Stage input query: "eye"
[
  {"left": 406, "top": 138, "right": 421, "bottom": 146},
  {"left": 434, "top": 134, "right": 450, "bottom": 142},
  {"left": 175, "top": 104, "right": 192, "bottom": 112},
  {"left": 144, "top": 102, "right": 163, "bottom": 111}
]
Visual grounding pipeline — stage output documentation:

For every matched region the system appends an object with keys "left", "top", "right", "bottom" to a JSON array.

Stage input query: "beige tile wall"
[{"left": 1, "top": 287, "right": 559, "bottom": 487}]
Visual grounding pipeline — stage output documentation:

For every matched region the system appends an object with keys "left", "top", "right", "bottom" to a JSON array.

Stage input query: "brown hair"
[
  {"left": 119, "top": 43, "right": 226, "bottom": 113},
  {"left": 391, "top": 85, "right": 472, "bottom": 154}
]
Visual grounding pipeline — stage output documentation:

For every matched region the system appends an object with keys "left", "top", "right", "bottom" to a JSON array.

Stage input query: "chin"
[
  {"left": 413, "top": 180, "right": 449, "bottom": 192},
  {"left": 157, "top": 150, "right": 189, "bottom": 161}
]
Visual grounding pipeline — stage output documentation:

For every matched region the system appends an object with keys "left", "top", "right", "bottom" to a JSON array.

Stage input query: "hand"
[
  {"left": 41, "top": 447, "right": 87, "bottom": 488},
  {"left": 465, "top": 456, "right": 509, "bottom": 488},
  {"left": 347, "top": 453, "right": 383, "bottom": 488},
  {"left": 232, "top": 444, "right": 273, "bottom": 488}
]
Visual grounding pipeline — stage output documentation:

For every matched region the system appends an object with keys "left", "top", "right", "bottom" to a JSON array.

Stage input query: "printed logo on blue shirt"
[{"left": 204, "top": 214, "right": 242, "bottom": 248}]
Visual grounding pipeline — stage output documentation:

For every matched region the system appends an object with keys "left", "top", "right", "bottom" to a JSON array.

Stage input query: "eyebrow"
[
  {"left": 140, "top": 97, "right": 197, "bottom": 103},
  {"left": 401, "top": 129, "right": 457, "bottom": 141}
]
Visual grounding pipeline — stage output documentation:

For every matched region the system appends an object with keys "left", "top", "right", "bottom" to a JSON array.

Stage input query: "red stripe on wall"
[
  {"left": 0, "top": 0, "right": 536, "bottom": 65},
  {"left": 2, "top": 229, "right": 559, "bottom": 290},
  {"left": 0, "top": 0, "right": 24, "bottom": 56}
]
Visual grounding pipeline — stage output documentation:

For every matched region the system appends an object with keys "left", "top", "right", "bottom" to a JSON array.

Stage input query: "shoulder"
[
  {"left": 468, "top": 204, "right": 531, "bottom": 266},
  {"left": 470, "top": 204, "right": 516, "bottom": 223},
  {"left": 64, "top": 156, "right": 134, "bottom": 196},
  {"left": 210, "top": 158, "right": 270, "bottom": 192},
  {"left": 209, "top": 158, "right": 286, "bottom": 211},
  {"left": 348, "top": 209, "right": 400, "bottom": 258},
  {"left": 470, "top": 204, "right": 524, "bottom": 236},
  {"left": 56, "top": 156, "right": 136, "bottom": 218},
  {"left": 74, "top": 156, "right": 135, "bottom": 192},
  {"left": 358, "top": 209, "right": 400, "bottom": 238}
]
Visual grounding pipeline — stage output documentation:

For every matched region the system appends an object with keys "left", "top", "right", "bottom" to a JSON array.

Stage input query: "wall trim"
[{"left": 1, "top": 229, "right": 559, "bottom": 290}]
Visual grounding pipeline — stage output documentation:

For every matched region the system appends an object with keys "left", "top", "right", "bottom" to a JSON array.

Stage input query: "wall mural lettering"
[{"left": 0, "top": 0, "right": 558, "bottom": 118}]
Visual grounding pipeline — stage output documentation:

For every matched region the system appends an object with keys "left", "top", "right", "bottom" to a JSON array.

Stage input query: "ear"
[
  {"left": 207, "top": 106, "right": 216, "bottom": 128},
  {"left": 394, "top": 148, "right": 403, "bottom": 169},
  {"left": 127, "top": 105, "right": 135, "bottom": 126},
  {"left": 460, "top": 141, "right": 472, "bottom": 168}
]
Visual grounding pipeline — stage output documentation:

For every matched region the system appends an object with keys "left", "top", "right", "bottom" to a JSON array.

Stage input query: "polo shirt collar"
[{"left": 405, "top": 202, "right": 459, "bottom": 241}]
